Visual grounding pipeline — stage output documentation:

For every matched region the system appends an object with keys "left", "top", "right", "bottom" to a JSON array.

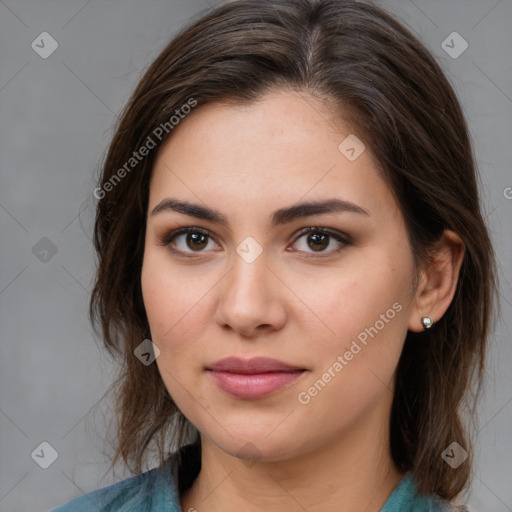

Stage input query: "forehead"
[{"left": 149, "top": 90, "right": 393, "bottom": 217}]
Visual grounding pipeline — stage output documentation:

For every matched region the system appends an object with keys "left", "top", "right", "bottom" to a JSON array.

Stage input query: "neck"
[{"left": 180, "top": 391, "right": 405, "bottom": 512}]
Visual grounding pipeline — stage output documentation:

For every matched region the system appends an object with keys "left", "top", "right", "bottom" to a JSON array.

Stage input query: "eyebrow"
[{"left": 151, "top": 197, "right": 370, "bottom": 227}]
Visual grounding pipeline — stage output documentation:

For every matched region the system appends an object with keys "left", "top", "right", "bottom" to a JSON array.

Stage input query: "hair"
[{"left": 89, "top": 0, "right": 499, "bottom": 505}]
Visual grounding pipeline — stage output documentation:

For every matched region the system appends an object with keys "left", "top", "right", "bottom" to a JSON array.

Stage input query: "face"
[{"left": 141, "top": 89, "right": 417, "bottom": 462}]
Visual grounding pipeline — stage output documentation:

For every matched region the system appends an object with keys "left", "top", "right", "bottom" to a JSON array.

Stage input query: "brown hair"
[{"left": 89, "top": 0, "right": 499, "bottom": 505}]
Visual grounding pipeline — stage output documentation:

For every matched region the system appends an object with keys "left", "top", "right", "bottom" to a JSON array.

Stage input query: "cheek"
[
  {"left": 141, "top": 256, "right": 209, "bottom": 406},
  {"left": 298, "top": 252, "right": 412, "bottom": 399},
  {"left": 305, "top": 255, "right": 411, "bottom": 347},
  {"left": 140, "top": 251, "right": 213, "bottom": 359},
  {"left": 294, "top": 278, "right": 408, "bottom": 434}
]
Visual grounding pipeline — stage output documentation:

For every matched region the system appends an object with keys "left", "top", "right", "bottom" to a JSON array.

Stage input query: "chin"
[{"left": 200, "top": 420, "right": 307, "bottom": 464}]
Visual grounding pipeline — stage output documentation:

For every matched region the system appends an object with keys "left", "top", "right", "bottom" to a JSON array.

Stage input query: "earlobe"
[{"left": 408, "top": 230, "right": 465, "bottom": 333}]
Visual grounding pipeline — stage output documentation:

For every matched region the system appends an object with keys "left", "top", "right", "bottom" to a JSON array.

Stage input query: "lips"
[
  {"left": 207, "top": 357, "right": 305, "bottom": 374},
  {"left": 206, "top": 357, "right": 307, "bottom": 399}
]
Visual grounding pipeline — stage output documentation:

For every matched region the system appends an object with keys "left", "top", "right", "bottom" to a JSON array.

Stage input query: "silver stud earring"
[{"left": 421, "top": 316, "right": 434, "bottom": 330}]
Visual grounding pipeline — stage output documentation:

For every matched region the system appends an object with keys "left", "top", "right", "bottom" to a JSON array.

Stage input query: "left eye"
[{"left": 291, "top": 227, "right": 349, "bottom": 254}]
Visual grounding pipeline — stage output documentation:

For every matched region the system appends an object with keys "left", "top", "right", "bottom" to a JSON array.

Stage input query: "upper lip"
[{"left": 207, "top": 357, "right": 306, "bottom": 374}]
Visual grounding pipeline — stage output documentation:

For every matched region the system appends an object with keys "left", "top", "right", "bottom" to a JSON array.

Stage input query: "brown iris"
[
  {"left": 308, "top": 233, "right": 329, "bottom": 251},
  {"left": 187, "top": 232, "right": 209, "bottom": 250}
]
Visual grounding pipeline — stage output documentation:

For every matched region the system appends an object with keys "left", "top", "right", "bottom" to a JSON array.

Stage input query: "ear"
[{"left": 408, "top": 230, "right": 465, "bottom": 333}]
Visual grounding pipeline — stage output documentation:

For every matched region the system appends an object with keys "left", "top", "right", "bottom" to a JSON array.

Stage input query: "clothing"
[{"left": 52, "top": 442, "right": 456, "bottom": 511}]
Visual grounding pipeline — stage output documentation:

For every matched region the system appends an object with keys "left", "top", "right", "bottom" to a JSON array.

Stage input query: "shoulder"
[
  {"left": 51, "top": 471, "right": 151, "bottom": 511},
  {"left": 381, "top": 473, "right": 469, "bottom": 512},
  {"left": 51, "top": 458, "right": 182, "bottom": 512}
]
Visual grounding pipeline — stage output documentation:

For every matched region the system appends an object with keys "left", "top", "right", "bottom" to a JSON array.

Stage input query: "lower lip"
[{"left": 208, "top": 370, "right": 305, "bottom": 399}]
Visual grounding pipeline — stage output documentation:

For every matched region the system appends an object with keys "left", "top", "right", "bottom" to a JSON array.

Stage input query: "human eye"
[
  {"left": 289, "top": 226, "right": 351, "bottom": 257},
  {"left": 158, "top": 226, "right": 220, "bottom": 257}
]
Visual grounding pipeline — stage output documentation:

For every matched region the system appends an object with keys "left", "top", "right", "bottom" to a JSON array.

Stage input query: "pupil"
[
  {"left": 309, "top": 233, "right": 328, "bottom": 251},
  {"left": 188, "top": 233, "right": 207, "bottom": 250}
]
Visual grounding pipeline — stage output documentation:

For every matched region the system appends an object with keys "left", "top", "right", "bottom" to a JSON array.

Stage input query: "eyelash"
[{"left": 158, "top": 226, "right": 351, "bottom": 259}]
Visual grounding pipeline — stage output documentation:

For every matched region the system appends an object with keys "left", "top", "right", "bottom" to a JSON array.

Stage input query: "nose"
[{"left": 214, "top": 251, "right": 287, "bottom": 338}]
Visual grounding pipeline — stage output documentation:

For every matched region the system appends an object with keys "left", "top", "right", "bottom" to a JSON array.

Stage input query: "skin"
[{"left": 141, "top": 89, "right": 465, "bottom": 512}]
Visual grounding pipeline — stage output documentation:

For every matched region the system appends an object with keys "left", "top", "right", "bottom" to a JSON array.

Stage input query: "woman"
[{"left": 53, "top": 0, "right": 498, "bottom": 510}]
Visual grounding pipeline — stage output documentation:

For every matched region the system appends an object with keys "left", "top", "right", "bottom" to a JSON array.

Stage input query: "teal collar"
[{"left": 159, "top": 444, "right": 451, "bottom": 512}]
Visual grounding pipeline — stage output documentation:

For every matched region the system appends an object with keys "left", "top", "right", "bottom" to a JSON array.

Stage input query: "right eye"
[{"left": 159, "top": 226, "right": 220, "bottom": 255}]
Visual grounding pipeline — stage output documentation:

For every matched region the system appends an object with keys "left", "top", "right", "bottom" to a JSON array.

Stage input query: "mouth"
[{"left": 206, "top": 357, "right": 308, "bottom": 400}]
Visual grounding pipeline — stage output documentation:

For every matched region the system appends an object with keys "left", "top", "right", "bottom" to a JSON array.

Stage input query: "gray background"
[{"left": 0, "top": 1, "right": 511, "bottom": 511}]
